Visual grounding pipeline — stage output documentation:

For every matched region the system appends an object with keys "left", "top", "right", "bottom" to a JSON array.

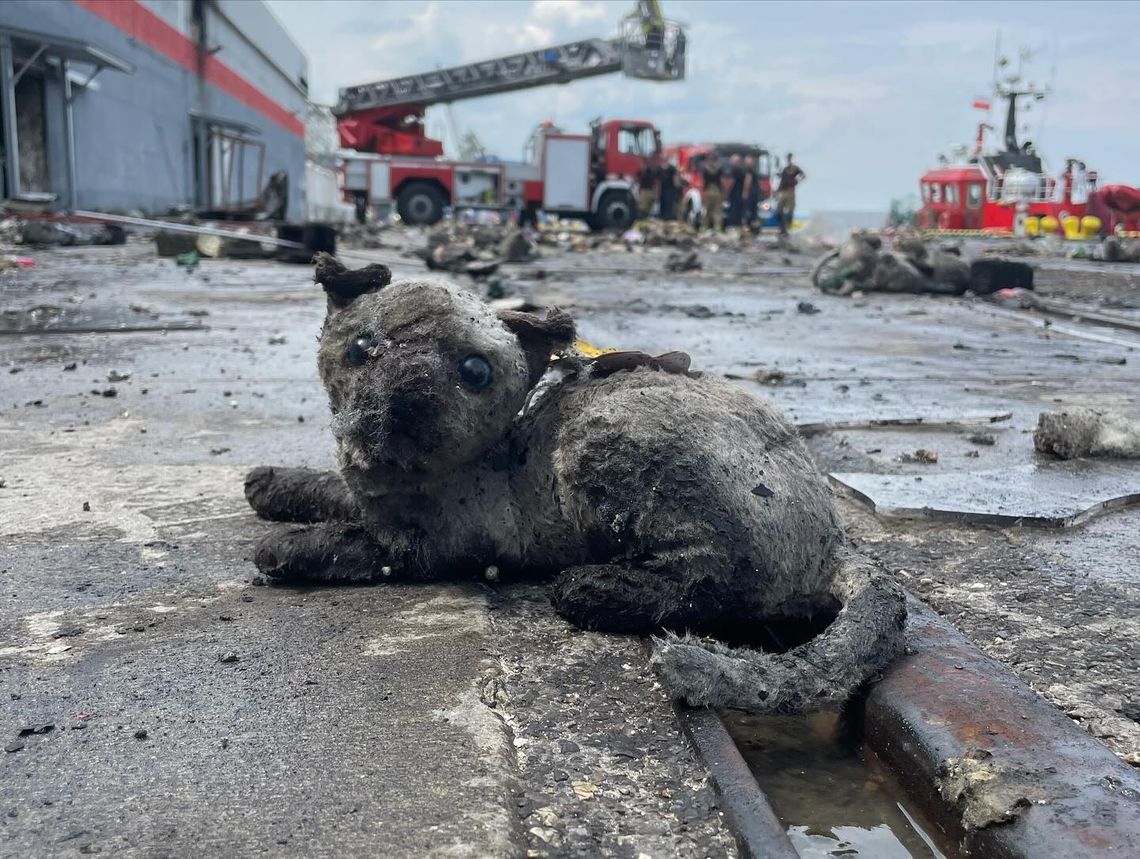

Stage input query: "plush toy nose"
[{"left": 387, "top": 387, "right": 434, "bottom": 435}]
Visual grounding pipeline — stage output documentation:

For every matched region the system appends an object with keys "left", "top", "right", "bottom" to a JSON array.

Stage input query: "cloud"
[
  {"left": 369, "top": 2, "right": 441, "bottom": 53},
  {"left": 267, "top": 0, "right": 1140, "bottom": 213},
  {"left": 530, "top": 0, "right": 607, "bottom": 27}
]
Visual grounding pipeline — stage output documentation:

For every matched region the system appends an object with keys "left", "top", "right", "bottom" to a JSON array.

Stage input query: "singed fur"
[{"left": 245, "top": 260, "right": 906, "bottom": 713}]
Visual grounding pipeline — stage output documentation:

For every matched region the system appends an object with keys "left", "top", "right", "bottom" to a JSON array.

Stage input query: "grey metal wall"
[{"left": 1, "top": 0, "right": 307, "bottom": 220}]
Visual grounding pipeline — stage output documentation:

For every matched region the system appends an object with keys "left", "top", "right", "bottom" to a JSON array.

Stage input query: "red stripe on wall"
[{"left": 74, "top": 0, "right": 305, "bottom": 138}]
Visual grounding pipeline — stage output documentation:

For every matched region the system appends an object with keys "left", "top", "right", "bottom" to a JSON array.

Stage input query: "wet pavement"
[
  {"left": 2, "top": 230, "right": 1138, "bottom": 854},
  {"left": 520, "top": 235, "right": 1140, "bottom": 766},
  {"left": 0, "top": 242, "right": 736, "bottom": 857}
]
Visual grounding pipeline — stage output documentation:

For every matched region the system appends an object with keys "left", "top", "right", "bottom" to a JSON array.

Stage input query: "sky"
[{"left": 266, "top": 0, "right": 1140, "bottom": 214}]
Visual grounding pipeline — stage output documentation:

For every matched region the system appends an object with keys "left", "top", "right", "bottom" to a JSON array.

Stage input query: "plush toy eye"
[
  {"left": 457, "top": 354, "right": 493, "bottom": 390},
  {"left": 345, "top": 334, "right": 376, "bottom": 366}
]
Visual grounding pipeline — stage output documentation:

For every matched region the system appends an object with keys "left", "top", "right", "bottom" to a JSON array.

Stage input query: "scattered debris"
[
  {"left": 571, "top": 781, "right": 598, "bottom": 801},
  {"left": 134, "top": 729, "right": 148, "bottom": 740},
  {"left": 796, "top": 300, "right": 820, "bottom": 315},
  {"left": 900, "top": 448, "right": 939, "bottom": 464},
  {"left": 665, "top": 250, "right": 701, "bottom": 272},
  {"left": 989, "top": 287, "right": 1042, "bottom": 310},
  {"left": 499, "top": 229, "right": 538, "bottom": 262},
  {"left": 155, "top": 229, "right": 266, "bottom": 260},
  {"left": 1034, "top": 408, "right": 1140, "bottom": 459},
  {"left": 18, "top": 221, "right": 124, "bottom": 247},
  {"left": 813, "top": 230, "right": 1032, "bottom": 296},
  {"left": 268, "top": 333, "right": 287, "bottom": 345},
  {"left": 1102, "top": 236, "right": 1140, "bottom": 263},
  {"left": 967, "top": 432, "right": 997, "bottom": 446},
  {"left": 0, "top": 254, "right": 35, "bottom": 270},
  {"left": 107, "top": 370, "right": 131, "bottom": 383},
  {"left": 218, "top": 652, "right": 239, "bottom": 663},
  {"left": 464, "top": 258, "right": 501, "bottom": 279},
  {"left": 638, "top": 219, "right": 699, "bottom": 248},
  {"left": 749, "top": 367, "right": 806, "bottom": 387}
]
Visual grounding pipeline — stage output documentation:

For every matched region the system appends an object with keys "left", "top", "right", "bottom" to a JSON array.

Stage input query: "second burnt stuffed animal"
[{"left": 245, "top": 254, "right": 906, "bottom": 713}]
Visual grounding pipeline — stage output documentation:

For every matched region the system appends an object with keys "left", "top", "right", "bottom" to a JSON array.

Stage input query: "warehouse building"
[{"left": 0, "top": 0, "right": 308, "bottom": 220}]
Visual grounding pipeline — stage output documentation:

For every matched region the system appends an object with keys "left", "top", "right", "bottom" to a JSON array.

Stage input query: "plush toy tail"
[{"left": 652, "top": 551, "right": 906, "bottom": 714}]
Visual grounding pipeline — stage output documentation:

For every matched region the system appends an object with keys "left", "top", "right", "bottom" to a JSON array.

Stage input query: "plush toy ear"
[
  {"left": 498, "top": 308, "right": 576, "bottom": 385},
  {"left": 314, "top": 252, "right": 392, "bottom": 310}
]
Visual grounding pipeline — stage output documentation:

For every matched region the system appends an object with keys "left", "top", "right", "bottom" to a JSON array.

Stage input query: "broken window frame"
[{"left": 190, "top": 111, "right": 265, "bottom": 215}]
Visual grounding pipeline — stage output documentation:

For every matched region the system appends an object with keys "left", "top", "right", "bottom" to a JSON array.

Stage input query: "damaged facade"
[{"left": 0, "top": 0, "right": 307, "bottom": 220}]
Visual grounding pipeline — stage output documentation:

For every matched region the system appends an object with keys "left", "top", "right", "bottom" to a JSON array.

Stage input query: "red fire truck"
[
  {"left": 342, "top": 119, "right": 664, "bottom": 231},
  {"left": 335, "top": 2, "right": 686, "bottom": 230}
]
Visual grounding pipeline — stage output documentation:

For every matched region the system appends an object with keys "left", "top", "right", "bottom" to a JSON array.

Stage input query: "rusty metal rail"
[
  {"left": 675, "top": 706, "right": 798, "bottom": 858},
  {"left": 680, "top": 595, "right": 1140, "bottom": 858},
  {"left": 864, "top": 596, "right": 1140, "bottom": 858}
]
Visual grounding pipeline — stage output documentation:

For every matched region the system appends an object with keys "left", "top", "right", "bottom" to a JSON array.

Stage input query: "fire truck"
[
  {"left": 336, "top": 2, "right": 686, "bottom": 230},
  {"left": 664, "top": 142, "right": 777, "bottom": 227},
  {"left": 918, "top": 74, "right": 1140, "bottom": 236}
]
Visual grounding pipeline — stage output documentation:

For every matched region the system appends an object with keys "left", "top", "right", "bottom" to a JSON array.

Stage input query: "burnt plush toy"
[{"left": 245, "top": 255, "right": 905, "bottom": 713}]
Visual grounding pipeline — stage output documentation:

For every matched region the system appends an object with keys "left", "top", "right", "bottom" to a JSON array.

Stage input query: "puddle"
[{"left": 722, "top": 711, "right": 956, "bottom": 859}]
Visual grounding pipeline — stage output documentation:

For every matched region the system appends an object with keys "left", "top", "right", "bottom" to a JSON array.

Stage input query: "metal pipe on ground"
[
  {"left": 683, "top": 594, "right": 1139, "bottom": 857},
  {"left": 675, "top": 706, "right": 799, "bottom": 858},
  {"left": 863, "top": 595, "right": 1140, "bottom": 858}
]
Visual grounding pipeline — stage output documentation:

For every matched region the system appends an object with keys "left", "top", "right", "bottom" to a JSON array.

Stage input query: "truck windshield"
[{"left": 618, "top": 126, "right": 659, "bottom": 158}]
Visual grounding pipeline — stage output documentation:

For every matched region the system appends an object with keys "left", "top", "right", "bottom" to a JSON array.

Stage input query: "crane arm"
[{"left": 335, "top": 38, "right": 624, "bottom": 116}]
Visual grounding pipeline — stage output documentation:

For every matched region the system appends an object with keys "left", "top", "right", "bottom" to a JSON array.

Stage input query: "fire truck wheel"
[
  {"left": 397, "top": 182, "right": 446, "bottom": 226},
  {"left": 590, "top": 190, "right": 637, "bottom": 231}
]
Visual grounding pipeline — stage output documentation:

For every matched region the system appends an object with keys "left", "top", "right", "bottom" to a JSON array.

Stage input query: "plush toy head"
[{"left": 313, "top": 255, "right": 574, "bottom": 490}]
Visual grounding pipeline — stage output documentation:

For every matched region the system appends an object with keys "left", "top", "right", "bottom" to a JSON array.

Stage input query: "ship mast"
[{"left": 993, "top": 45, "right": 1048, "bottom": 155}]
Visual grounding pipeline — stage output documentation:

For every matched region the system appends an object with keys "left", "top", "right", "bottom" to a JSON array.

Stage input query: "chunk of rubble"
[
  {"left": 665, "top": 250, "right": 701, "bottom": 272},
  {"left": 1034, "top": 408, "right": 1140, "bottom": 459},
  {"left": 1101, "top": 236, "right": 1140, "bottom": 263},
  {"left": 498, "top": 228, "right": 538, "bottom": 262}
]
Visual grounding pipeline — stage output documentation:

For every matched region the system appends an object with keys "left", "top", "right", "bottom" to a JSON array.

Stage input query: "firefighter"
[
  {"left": 659, "top": 156, "right": 681, "bottom": 221},
  {"left": 638, "top": 156, "right": 660, "bottom": 219},
  {"left": 742, "top": 155, "right": 760, "bottom": 232},
  {"left": 701, "top": 152, "right": 725, "bottom": 231},
  {"left": 775, "top": 152, "right": 805, "bottom": 236},
  {"left": 640, "top": 0, "right": 666, "bottom": 52},
  {"left": 726, "top": 154, "right": 745, "bottom": 227}
]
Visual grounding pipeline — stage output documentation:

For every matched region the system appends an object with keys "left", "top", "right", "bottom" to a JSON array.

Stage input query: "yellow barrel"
[
  {"left": 1061, "top": 215, "right": 1081, "bottom": 240},
  {"left": 1039, "top": 215, "right": 1059, "bottom": 235},
  {"left": 1080, "top": 215, "right": 1102, "bottom": 239},
  {"left": 1025, "top": 216, "right": 1040, "bottom": 236}
]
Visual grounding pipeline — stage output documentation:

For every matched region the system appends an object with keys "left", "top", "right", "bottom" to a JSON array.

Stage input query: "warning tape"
[{"left": 920, "top": 229, "right": 1014, "bottom": 238}]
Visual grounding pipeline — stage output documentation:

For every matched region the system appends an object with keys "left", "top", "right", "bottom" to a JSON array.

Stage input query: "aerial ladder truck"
[{"left": 335, "top": 1, "right": 686, "bottom": 230}]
